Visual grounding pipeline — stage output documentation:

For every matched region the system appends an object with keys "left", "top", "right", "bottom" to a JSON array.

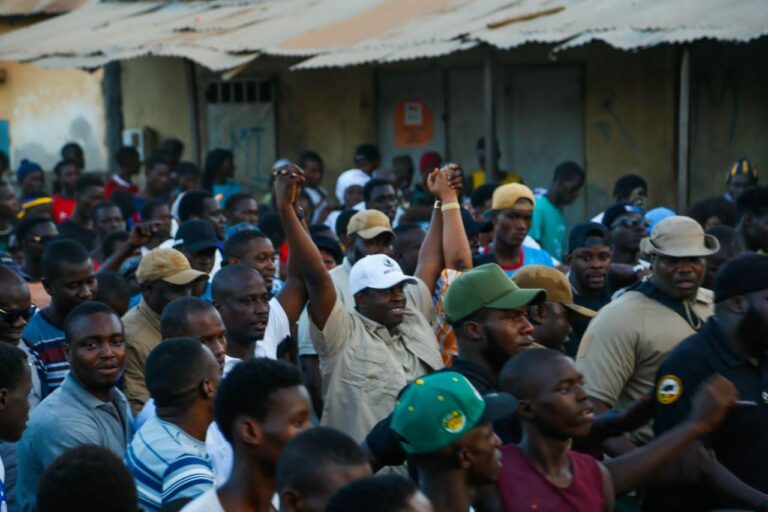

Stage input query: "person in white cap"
[
  {"left": 575, "top": 216, "right": 719, "bottom": 455},
  {"left": 276, "top": 166, "right": 447, "bottom": 442}
]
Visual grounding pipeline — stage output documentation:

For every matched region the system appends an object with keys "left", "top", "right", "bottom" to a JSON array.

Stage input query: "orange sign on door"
[{"left": 394, "top": 100, "right": 434, "bottom": 148}]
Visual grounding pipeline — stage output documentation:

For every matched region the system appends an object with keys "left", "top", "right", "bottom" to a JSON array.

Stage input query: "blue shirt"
[
  {"left": 473, "top": 246, "right": 555, "bottom": 277},
  {"left": 22, "top": 311, "right": 69, "bottom": 392},
  {"left": 126, "top": 416, "right": 214, "bottom": 512}
]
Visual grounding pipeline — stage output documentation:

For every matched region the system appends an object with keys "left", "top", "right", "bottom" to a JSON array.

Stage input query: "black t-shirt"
[
  {"left": 58, "top": 220, "right": 99, "bottom": 251},
  {"left": 646, "top": 318, "right": 768, "bottom": 511}
]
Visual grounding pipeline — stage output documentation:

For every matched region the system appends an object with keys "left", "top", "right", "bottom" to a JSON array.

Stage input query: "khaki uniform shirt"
[
  {"left": 122, "top": 299, "right": 162, "bottom": 415},
  {"left": 576, "top": 287, "right": 713, "bottom": 444},
  {"left": 309, "top": 285, "right": 443, "bottom": 442}
]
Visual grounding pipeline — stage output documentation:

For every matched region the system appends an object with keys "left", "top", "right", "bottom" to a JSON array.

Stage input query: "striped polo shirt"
[
  {"left": 22, "top": 311, "right": 69, "bottom": 392},
  {"left": 126, "top": 416, "right": 214, "bottom": 512}
]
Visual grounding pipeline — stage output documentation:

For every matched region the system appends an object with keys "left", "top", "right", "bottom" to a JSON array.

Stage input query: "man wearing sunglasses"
[
  {"left": 602, "top": 203, "right": 649, "bottom": 270},
  {"left": 15, "top": 216, "right": 59, "bottom": 309}
]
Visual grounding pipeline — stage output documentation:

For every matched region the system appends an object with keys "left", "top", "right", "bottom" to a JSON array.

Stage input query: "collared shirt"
[
  {"left": 126, "top": 416, "right": 214, "bottom": 512},
  {"left": 647, "top": 318, "right": 768, "bottom": 510},
  {"left": 310, "top": 291, "right": 444, "bottom": 442},
  {"left": 123, "top": 298, "right": 162, "bottom": 415},
  {"left": 529, "top": 195, "right": 567, "bottom": 261},
  {"left": 23, "top": 310, "right": 68, "bottom": 392},
  {"left": 575, "top": 287, "right": 713, "bottom": 444},
  {"left": 16, "top": 373, "right": 132, "bottom": 512}
]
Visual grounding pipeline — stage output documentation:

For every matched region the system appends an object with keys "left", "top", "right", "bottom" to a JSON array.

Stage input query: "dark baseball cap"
[
  {"left": 461, "top": 207, "right": 493, "bottom": 237},
  {"left": 174, "top": 219, "right": 218, "bottom": 253},
  {"left": 602, "top": 203, "right": 641, "bottom": 229},
  {"left": 568, "top": 222, "right": 610, "bottom": 254},
  {"left": 714, "top": 252, "right": 768, "bottom": 302}
]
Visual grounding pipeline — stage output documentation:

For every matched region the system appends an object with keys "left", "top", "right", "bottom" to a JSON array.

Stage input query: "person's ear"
[
  {"left": 528, "top": 304, "right": 547, "bottom": 325},
  {"left": 455, "top": 446, "right": 472, "bottom": 470},
  {"left": 461, "top": 321, "right": 484, "bottom": 343},
  {"left": 64, "top": 342, "right": 72, "bottom": 363},
  {"left": 0, "top": 388, "right": 8, "bottom": 410},
  {"left": 517, "top": 399, "right": 535, "bottom": 421},
  {"left": 41, "top": 276, "right": 53, "bottom": 295},
  {"left": 280, "top": 489, "right": 302, "bottom": 512},
  {"left": 201, "top": 378, "right": 216, "bottom": 399},
  {"left": 237, "top": 416, "right": 262, "bottom": 447}
]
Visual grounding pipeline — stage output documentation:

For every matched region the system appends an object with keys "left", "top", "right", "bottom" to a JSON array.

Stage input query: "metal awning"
[
  {"left": 0, "top": 0, "right": 765, "bottom": 72},
  {"left": 0, "top": 0, "right": 93, "bottom": 16}
]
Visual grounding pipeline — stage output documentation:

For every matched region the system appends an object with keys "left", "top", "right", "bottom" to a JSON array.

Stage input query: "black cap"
[
  {"left": 714, "top": 252, "right": 768, "bottom": 303},
  {"left": 568, "top": 222, "right": 610, "bottom": 254},
  {"left": 603, "top": 203, "right": 641, "bottom": 229},
  {"left": 461, "top": 207, "right": 493, "bottom": 237},
  {"left": 312, "top": 235, "right": 343, "bottom": 265},
  {"left": 175, "top": 219, "right": 218, "bottom": 253}
]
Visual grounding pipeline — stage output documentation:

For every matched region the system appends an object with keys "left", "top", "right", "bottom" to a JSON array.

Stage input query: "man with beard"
[
  {"left": 650, "top": 252, "right": 768, "bottom": 510},
  {"left": 602, "top": 203, "right": 650, "bottom": 288}
]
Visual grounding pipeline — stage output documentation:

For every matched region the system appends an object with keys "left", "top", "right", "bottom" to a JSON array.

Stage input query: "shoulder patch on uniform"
[{"left": 657, "top": 375, "right": 683, "bottom": 405}]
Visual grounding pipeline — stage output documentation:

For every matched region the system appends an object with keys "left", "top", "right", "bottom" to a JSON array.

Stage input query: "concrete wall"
[
  {"left": 689, "top": 39, "right": 768, "bottom": 203},
  {"left": 121, "top": 57, "right": 194, "bottom": 162},
  {"left": 0, "top": 20, "right": 107, "bottom": 173}
]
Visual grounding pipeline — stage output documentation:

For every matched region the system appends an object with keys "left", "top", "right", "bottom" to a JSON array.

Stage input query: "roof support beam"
[
  {"left": 676, "top": 46, "right": 691, "bottom": 212},
  {"left": 483, "top": 48, "right": 497, "bottom": 183}
]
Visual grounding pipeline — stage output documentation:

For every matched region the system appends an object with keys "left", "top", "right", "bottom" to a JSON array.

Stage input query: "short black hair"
[
  {"left": 276, "top": 427, "right": 367, "bottom": 493},
  {"left": 393, "top": 222, "right": 423, "bottom": 237},
  {"left": 114, "top": 146, "right": 139, "bottom": 166},
  {"left": 309, "top": 224, "right": 334, "bottom": 237},
  {"left": 140, "top": 199, "right": 167, "bottom": 222},
  {"left": 553, "top": 161, "right": 585, "bottom": 184},
  {"left": 42, "top": 238, "right": 90, "bottom": 281},
  {"left": 15, "top": 215, "right": 54, "bottom": 243},
  {"left": 212, "top": 263, "right": 259, "bottom": 301},
  {"left": 146, "top": 337, "right": 210, "bottom": 408},
  {"left": 202, "top": 149, "right": 234, "bottom": 192},
  {"left": 92, "top": 201, "right": 122, "bottom": 222},
  {"left": 161, "top": 138, "right": 184, "bottom": 156},
  {"left": 94, "top": 271, "right": 131, "bottom": 305},
  {"left": 335, "top": 209, "right": 358, "bottom": 240},
  {"left": 471, "top": 183, "right": 498, "bottom": 211},
  {"left": 60, "top": 142, "right": 83, "bottom": 157},
  {"left": 736, "top": 186, "right": 768, "bottom": 222},
  {"left": 63, "top": 301, "right": 120, "bottom": 345},
  {"left": 74, "top": 173, "right": 104, "bottom": 196},
  {"left": 258, "top": 211, "right": 284, "bottom": 248},
  {"left": 298, "top": 150, "right": 323, "bottom": 168},
  {"left": 102, "top": 231, "right": 130, "bottom": 259},
  {"left": 160, "top": 296, "right": 217, "bottom": 339},
  {"left": 687, "top": 197, "right": 736, "bottom": 228},
  {"left": 178, "top": 189, "right": 214, "bottom": 222},
  {"left": 223, "top": 229, "right": 268, "bottom": 261},
  {"left": 354, "top": 144, "right": 381, "bottom": 162},
  {"left": 325, "top": 475, "right": 419, "bottom": 512},
  {"left": 145, "top": 153, "right": 170, "bottom": 173},
  {"left": 215, "top": 358, "right": 303, "bottom": 444},
  {"left": 363, "top": 178, "right": 394, "bottom": 203},
  {"left": 612, "top": 174, "right": 647, "bottom": 201},
  {"left": 500, "top": 347, "right": 566, "bottom": 401},
  {"left": 175, "top": 161, "right": 200, "bottom": 178},
  {"left": 110, "top": 189, "right": 136, "bottom": 218},
  {"left": 0, "top": 342, "right": 28, "bottom": 391},
  {"left": 224, "top": 192, "right": 255, "bottom": 213},
  {"left": 706, "top": 225, "right": 742, "bottom": 253},
  {"left": 53, "top": 159, "right": 80, "bottom": 175},
  {"left": 37, "top": 445, "right": 138, "bottom": 512}
]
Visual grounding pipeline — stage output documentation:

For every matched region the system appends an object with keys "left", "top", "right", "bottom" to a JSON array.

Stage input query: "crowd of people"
[{"left": 0, "top": 139, "right": 766, "bottom": 512}]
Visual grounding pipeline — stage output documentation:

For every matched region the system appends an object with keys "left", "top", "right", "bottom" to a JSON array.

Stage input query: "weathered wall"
[
  {"left": 689, "top": 39, "right": 768, "bottom": 203},
  {"left": 0, "top": 20, "right": 107, "bottom": 172},
  {"left": 121, "top": 57, "right": 193, "bottom": 160}
]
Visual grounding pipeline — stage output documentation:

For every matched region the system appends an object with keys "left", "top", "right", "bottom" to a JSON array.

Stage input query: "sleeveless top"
[{"left": 498, "top": 444, "right": 604, "bottom": 511}]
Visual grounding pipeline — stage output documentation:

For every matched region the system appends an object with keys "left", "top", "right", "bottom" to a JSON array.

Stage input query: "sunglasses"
[
  {"left": 0, "top": 305, "right": 36, "bottom": 324},
  {"left": 611, "top": 216, "right": 650, "bottom": 229}
]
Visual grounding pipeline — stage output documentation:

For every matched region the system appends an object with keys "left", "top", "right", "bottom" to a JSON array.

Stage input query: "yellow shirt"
[{"left": 122, "top": 299, "right": 162, "bottom": 415}]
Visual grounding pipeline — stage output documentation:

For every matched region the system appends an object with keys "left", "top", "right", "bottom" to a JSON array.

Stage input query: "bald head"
[
  {"left": 212, "top": 263, "right": 264, "bottom": 300},
  {"left": 0, "top": 265, "right": 26, "bottom": 288},
  {"left": 500, "top": 348, "right": 569, "bottom": 401}
]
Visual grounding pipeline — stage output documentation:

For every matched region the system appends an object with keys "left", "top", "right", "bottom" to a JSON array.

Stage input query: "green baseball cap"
[
  {"left": 390, "top": 371, "right": 517, "bottom": 454},
  {"left": 444, "top": 264, "right": 547, "bottom": 323}
]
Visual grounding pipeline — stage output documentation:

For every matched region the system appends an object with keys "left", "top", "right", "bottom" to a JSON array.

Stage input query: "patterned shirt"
[
  {"left": 126, "top": 416, "right": 214, "bottom": 512},
  {"left": 22, "top": 311, "right": 68, "bottom": 392}
]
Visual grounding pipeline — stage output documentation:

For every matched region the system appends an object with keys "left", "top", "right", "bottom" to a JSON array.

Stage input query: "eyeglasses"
[
  {"left": 0, "top": 305, "right": 36, "bottom": 324},
  {"left": 611, "top": 217, "right": 650, "bottom": 229}
]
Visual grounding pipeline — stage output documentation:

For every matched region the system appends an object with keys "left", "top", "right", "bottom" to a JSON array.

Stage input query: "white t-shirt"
[
  {"left": 257, "top": 298, "right": 290, "bottom": 360},
  {"left": 180, "top": 488, "right": 225, "bottom": 512}
]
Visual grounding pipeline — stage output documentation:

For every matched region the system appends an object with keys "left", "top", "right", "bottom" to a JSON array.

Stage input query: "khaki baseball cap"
[
  {"left": 346, "top": 210, "right": 395, "bottom": 240},
  {"left": 491, "top": 183, "right": 535, "bottom": 211},
  {"left": 639, "top": 216, "right": 720, "bottom": 258},
  {"left": 136, "top": 248, "right": 208, "bottom": 285},
  {"left": 513, "top": 265, "right": 596, "bottom": 317}
]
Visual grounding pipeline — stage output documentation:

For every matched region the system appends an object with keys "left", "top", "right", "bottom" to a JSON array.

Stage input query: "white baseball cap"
[{"left": 349, "top": 254, "right": 417, "bottom": 295}]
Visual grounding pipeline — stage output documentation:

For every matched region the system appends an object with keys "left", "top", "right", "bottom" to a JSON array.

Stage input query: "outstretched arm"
[
  {"left": 275, "top": 165, "right": 336, "bottom": 330},
  {"left": 98, "top": 223, "right": 153, "bottom": 273},
  {"left": 439, "top": 164, "right": 472, "bottom": 271}
]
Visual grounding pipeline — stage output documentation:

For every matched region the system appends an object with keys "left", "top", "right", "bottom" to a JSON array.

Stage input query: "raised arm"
[
  {"left": 276, "top": 199, "right": 309, "bottom": 326},
  {"left": 98, "top": 223, "right": 153, "bottom": 273},
  {"left": 440, "top": 164, "right": 472, "bottom": 271},
  {"left": 275, "top": 165, "right": 337, "bottom": 330}
]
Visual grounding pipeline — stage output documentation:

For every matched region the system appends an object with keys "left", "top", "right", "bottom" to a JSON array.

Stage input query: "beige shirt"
[
  {"left": 309, "top": 287, "right": 443, "bottom": 442},
  {"left": 122, "top": 299, "right": 162, "bottom": 415},
  {"left": 576, "top": 287, "right": 713, "bottom": 444}
]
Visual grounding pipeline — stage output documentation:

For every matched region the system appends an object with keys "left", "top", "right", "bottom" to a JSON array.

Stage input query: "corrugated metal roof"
[
  {"left": 0, "top": 0, "right": 764, "bottom": 71},
  {"left": 0, "top": 0, "right": 93, "bottom": 16}
]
